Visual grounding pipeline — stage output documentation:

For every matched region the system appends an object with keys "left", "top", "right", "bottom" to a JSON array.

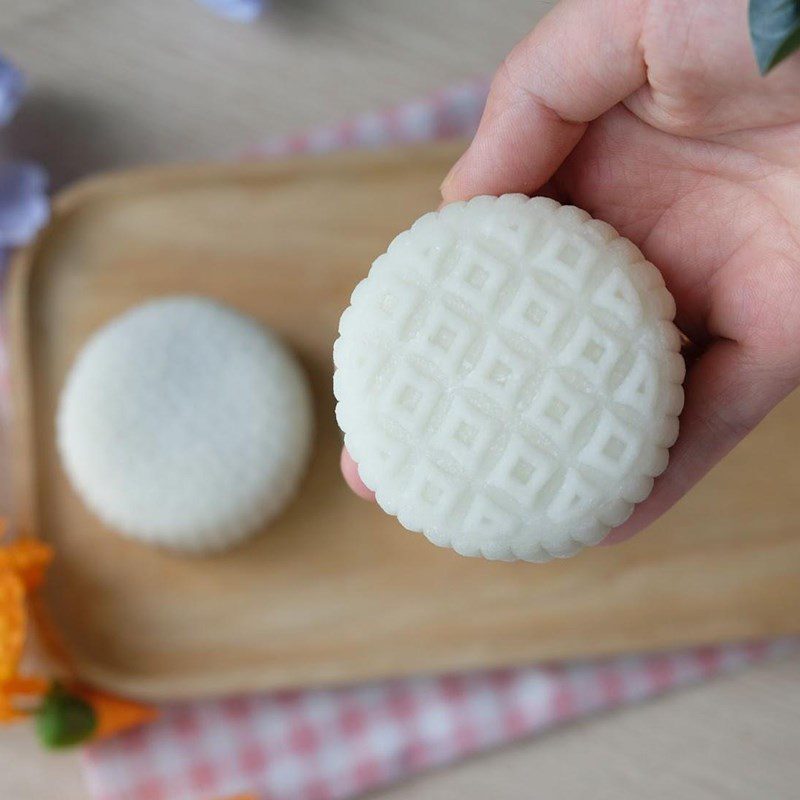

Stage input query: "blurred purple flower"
[
  {"left": 0, "top": 162, "right": 49, "bottom": 248},
  {"left": 196, "top": 0, "right": 266, "bottom": 22},
  {"left": 0, "top": 52, "right": 25, "bottom": 126}
]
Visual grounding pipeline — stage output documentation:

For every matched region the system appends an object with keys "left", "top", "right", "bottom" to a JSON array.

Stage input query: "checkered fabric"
[{"left": 83, "top": 641, "right": 799, "bottom": 800}]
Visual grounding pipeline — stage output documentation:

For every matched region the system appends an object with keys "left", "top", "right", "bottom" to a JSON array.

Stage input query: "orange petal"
[
  {"left": 74, "top": 686, "right": 159, "bottom": 741},
  {"left": 0, "top": 572, "right": 26, "bottom": 682},
  {"left": 0, "top": 706, "right": 26, "bottom": 723},
  {"left": 3, "top": 675, "right": 50, "bottom": 695},
  {"left": 0, "top": 539, "right": 54, "bottom": 590}
]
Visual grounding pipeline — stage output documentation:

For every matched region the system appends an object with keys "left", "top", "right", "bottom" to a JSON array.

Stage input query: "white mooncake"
[
  {"left": 334, "top": 195, "right": 684, "bottom": 561},
  {"left": 57, "top": 296, "right": 313, "bottom": 553}
]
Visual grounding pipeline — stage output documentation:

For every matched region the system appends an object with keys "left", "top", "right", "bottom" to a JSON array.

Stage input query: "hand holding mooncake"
[
  {"left": 335, "top": 196, "right": 683, "bottom": 560},
  {"left": 338, "top": 0, "right": 800, "bottom": 557}
]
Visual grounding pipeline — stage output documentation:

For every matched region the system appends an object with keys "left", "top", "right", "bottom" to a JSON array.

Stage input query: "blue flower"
[
  {"left": 195, "top": 0, "right": 266, "bottom": 22},
  {"left": 0, "top": 162, "right": 49, "bottom": 248},
  {"left": 0, "top": 52, "right": 25, "bottom": 126}
]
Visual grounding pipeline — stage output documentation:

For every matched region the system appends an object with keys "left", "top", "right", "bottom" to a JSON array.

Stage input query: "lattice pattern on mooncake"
[{"left": 334, "top": 195, "right": 685, "bottom": 561}]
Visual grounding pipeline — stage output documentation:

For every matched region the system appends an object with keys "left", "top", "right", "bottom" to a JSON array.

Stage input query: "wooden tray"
[{"left": 8, "top": 142, "right": 800, "bottom": 701}]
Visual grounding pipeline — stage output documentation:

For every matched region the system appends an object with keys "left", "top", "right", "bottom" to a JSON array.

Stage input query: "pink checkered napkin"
[
  {"left": 239, "top": 78, "right": 490, "bottom": 159},
  {"left": 83, "top": 641, "right": 799, "bottom": 800},
  {"left": 79, "top": 82, "right": 800, "bottom": 800}
]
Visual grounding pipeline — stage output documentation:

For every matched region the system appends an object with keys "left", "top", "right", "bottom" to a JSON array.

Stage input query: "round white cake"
[
  {"left": 334, "top": 195, "right": 684, "bottom": 561},
  {"left": 57, "top": 296, "right": 313, "bottom": 553}
]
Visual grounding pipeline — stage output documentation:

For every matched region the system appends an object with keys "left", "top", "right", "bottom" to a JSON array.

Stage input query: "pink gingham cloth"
[
  {"left": 73, "top": 81, "right": 799, "bottom": 800},
  {"left": 84, "top": 640, "right": 799, "bottom": 800}
]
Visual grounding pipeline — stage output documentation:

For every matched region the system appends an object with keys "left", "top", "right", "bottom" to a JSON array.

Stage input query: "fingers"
[
  {"left": 340, "top": 447, "right": 375, "bottom": 501},
  {"left": 441, "top": 0, "right": 647, "bottom": 202},
  {"left": 603, "top": 338, "right": 799, "bottom": 544}
]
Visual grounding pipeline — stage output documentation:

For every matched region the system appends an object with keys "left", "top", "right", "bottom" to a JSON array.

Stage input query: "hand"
[{"left": 342, "top": 0, "right": 800, "bottom": 545}]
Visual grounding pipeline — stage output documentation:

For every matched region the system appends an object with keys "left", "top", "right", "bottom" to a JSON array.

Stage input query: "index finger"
[{"left": 441, "top": 0, "right": 648, "bottom": 202}]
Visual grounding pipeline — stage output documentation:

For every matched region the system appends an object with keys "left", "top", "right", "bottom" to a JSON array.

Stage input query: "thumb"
[{"left": 442, "top": 0, "right": 647, "bottom": 201}]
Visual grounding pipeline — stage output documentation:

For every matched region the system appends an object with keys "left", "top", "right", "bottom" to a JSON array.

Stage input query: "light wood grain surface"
[
  {"left": 1, "top": 2, "right": 799, "bottom": 799},
  {"left": 10, "top": 147, "right": 800, "bottom": 703}
]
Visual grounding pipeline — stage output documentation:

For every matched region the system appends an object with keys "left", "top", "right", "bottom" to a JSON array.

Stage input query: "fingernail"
[{"left": 439, "top": 145, "right": 471, "bottom": 200}]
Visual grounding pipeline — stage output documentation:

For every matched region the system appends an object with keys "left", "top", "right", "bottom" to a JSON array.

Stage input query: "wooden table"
[{"left": 1, "top": 2, "right": 798, "bottom": 798}]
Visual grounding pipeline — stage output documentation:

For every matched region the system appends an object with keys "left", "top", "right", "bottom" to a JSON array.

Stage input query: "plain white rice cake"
[
  {"left": 334, "top": 195, "right": 685, "bottom": 562},
  {"left": 57, "top": 296, "right": 313, "bottom": 553}
]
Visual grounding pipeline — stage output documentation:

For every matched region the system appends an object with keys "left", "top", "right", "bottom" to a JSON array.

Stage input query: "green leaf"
[
  {"left": 749, "top": 0, "right": 800, "bottom": 74},
  {"left": 35, "top": 684, "right": 97, "bottom": 749}
]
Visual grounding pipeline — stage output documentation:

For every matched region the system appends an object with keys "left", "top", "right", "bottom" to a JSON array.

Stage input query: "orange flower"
[
  {"left": 0, "top": 528, "right": 53, "bottom": 721},
  {"left": 0, "top": 524, "right": 158, "bottom": 745}
]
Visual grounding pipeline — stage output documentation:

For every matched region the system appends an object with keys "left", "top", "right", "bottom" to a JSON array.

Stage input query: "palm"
[
  {"left": 556, "top": 106, "right": 800, "bottom": 353},
  {"left": 553, "top": 93, "right": 800, "bottom": 536}
]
